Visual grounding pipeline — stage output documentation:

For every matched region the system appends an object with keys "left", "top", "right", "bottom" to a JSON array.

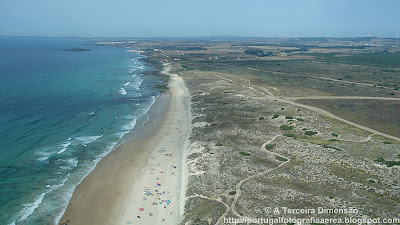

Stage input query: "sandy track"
[
  {"left": 231, "top": 135, "right": 289, "bottom": 218},
  {"left": 208, "top": 72, "right": 399, "bottom": 142},
  {"left": 286, "top": 96, "right": 400, "bottom": 101}
]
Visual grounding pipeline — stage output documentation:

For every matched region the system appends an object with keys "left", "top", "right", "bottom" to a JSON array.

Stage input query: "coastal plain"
[{"left": 62, "top": 37, "right": 400, "bottom": 225}]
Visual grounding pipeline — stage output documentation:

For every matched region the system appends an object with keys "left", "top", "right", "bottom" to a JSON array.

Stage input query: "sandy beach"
[{"left": 59, "top": 64, "right": 191, "bottom": 225}]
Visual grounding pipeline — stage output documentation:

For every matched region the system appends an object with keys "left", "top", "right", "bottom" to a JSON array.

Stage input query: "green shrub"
[
  {"left": 368, "top": 179, "right": 376, "bottom": 183},
  {"left": 285, "top": 116, "right": 294, "bottom": 119},
  {"left": 244, "top": 49, "right": 266, "bottom": 56},
  {"left": 375, "top": 158, "right": 400, "bottom": 167},
  {"left": 272, "top": 114, "right": 279, "bottom": 119},
  {"left": 321, "top": 144, "right": 342, "bottom": 151},
  {"left": 215, "top": 143, "right": 223, "bottom": 146},
  {"left": 305, "top": 131, "right": 317, "bottom": 136},
  {"left": 239, "top": 152, "right": 250, "bottom": 156},
  {"left": 265, "top": 144, "right": 276, "bottom": 150},
  {"left": 329, "top": 139, "right": 340, "bottom": 142},
  {"left": 296, "top": 118, "right": 304, "bottom": 122},
  {"left": 259, "top": 117, "right": 265, "bottom": 120},
  {"left": 280, "top": 125, "right": 294, "bottom": 131},
  {"left": 283, "top": 133, "right": 296, "bottom": 137},
  {"left": 281, "top": 108, "right": 285, "bottom": 110},
  {"left": 275, "top": 156, "right": 288, "bottom": 161},
  {"left": 163, "top": 75, "right": 170, "bottom": 82},
  {"left": 383, "top": 141, "right": 392, "bottom": 144},
  {"left": 331, "top": 133, "right": 339, "bottom": 137},
  {"left": 229, "top": 191, "right": 236, "bottom": 195}
]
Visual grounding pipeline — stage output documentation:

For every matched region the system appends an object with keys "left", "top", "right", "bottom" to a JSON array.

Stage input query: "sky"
[{"left": 0, "top": 0, "right": 399, "bottom": 38}]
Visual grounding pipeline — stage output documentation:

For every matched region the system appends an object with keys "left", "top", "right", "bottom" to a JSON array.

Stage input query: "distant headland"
[{"left": 65, "top": 48, "right": 91, "bottom": 52}]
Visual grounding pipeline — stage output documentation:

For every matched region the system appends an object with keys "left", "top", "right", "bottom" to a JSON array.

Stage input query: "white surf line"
[{"left": 231, "top": 135, "right": 289, "bottom": 218}]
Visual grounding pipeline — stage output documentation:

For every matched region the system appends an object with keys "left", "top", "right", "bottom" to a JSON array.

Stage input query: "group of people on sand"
[
  {"left": 127, "top": 117, "right": 185, "bottom": 225},
  {"left": 131, "top": 146, "right": 177, "bottom": 224}
]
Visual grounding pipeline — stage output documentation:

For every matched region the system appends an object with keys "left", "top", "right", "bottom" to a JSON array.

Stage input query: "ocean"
[{"left": 0, "top": 37, "right": 161, "bottom": 225}]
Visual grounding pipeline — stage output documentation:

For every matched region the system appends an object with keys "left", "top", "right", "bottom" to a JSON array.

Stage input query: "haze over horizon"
[{"left": 1, "top": 0, "right": 399, "bottom": 38}]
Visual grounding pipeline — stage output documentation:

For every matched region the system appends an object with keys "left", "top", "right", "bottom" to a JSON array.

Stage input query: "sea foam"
[
  {"left": 119, "top": 87, "right": 127, "bottom": 95},
  {"left": 75, "top": 135, "right": 102, "bottom": 146}
]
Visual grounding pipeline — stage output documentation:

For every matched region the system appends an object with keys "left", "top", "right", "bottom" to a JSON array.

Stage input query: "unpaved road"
[
  {"left": 208, "top": 71, "right": 400, "bottom": 142},
  {"left": 286, "top": 96, "right": 400, "bottom": 101}
]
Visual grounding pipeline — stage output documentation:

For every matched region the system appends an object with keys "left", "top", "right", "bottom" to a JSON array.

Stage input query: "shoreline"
[{"left": 59, "top": 63, "right": 191, "bottom": 225}]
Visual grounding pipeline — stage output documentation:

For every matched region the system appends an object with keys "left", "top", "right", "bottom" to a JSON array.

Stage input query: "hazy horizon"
[{"left": 1, "top": 0, "right": 399, "bottom": 38}]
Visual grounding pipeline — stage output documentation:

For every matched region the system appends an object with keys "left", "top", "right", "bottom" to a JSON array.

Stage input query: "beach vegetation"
[
  {"left": 280, "top": 125, "right": 294, "bottom": 131},
  {"left": 368, "top": 179, "right": 376, "bottom": 183},
  {"left": 375, "top": 158, "right": 400, "bottom": 167},
  {"left": 305, "top": 131, "right": 317, "bottom": 136},
  {"left": 275, "top": 156, "right": 288, "bottom": 161},
  {"left": 155, "top": 83, "right": 169, "bottom": 93},
  {"left": 329, "top": 139, "right": 340, "bottom": 142},
  {"left": 283, "top": 133, "right": 296, "bottom": 138},
  {"left": 321, "top": 144, "right": 342, "bottom": 151},
  {"left": 265, "top": 144, "right": 276, "bottom": 150},
  {"left": 239, "top": 152, "right": 251, "bottom": 156},
  {"left": 181, "top": 64, "right": 192, "bottom": 70},
  {"left": 163, "top": 75, "right": 170, "bottom": 82}
]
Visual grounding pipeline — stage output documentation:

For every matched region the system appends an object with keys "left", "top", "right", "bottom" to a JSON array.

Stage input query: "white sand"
[{"left": 121, "top": 64, "right": 191, "bottom": 225}]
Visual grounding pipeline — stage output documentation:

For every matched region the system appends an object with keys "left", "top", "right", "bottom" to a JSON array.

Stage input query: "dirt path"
[
  {"left": 209, "top": 72, "right": 400, "bottom": 142},
  {"left": 231, "top": 135, "right": 289, "bottom": 218},
  {"left": 286, "top": 96, "right": 400, "bottom": 101},
  {"left": 222, "top": 63, "right": 398, "bottom": 91},
  {"left": 270, "top": 96, "right": 400, "bottom": 142}
]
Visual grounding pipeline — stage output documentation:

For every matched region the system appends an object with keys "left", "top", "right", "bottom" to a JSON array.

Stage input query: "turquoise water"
[{"left": 0, "top": 37, "right": 160, "bottom": 225}]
